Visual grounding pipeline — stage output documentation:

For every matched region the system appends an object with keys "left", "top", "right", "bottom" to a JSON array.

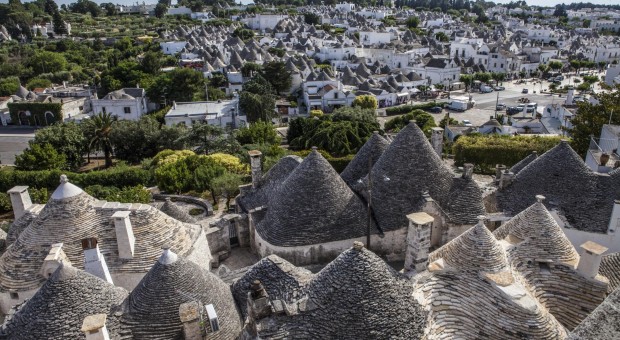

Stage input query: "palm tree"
[{"left": 87, "top": 112, "right": 115, "bottom": 168}]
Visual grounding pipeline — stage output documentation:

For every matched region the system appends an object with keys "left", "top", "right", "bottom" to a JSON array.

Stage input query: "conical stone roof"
[
  {"left": 119, "top": 250, "right": 242, "bottom": 339},
  {"left": 497, "top": 141, "right": 604, "bottom": 232},
  {"left": 494, "top": 197, "right": 579, "bottom": 265},
  {"left": 370, "top": 122, "right": 483, "bottom": 230},
  {"left": 340, "top": 132, "right": 389, "bottom": 185},
  {"left": 429, "top": 217, "right": 508, "bottom": 273},
  {"left": 509, "top": 151, "right": 538, "bottom": 175},
  {"left": 238, "top": 155, "right": 302, "bottom": 211},
  {"left": 0, "top": 264, "right": 128, "bottom": 340},
  {"left": 232, "top": 254, "right": 312, "bottom": 317},
  {"left": 293, "top": 244, "right": 427, "bottom": 339},
  {"left": 257, "top": 149, "right": 370, "bottom": 246}
]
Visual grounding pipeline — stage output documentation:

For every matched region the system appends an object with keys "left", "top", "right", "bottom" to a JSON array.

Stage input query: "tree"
[
  {"left": 406, "top": 16, "right": 420, "bottom": 28},
  {"left": 241, "top": 62, "right": 262, "bottom": 78},
  {"left": 85, "top": 112, "right": 115, "bottom": 168},
  {"left": 260, "top": 61, "right": 292, "bottom": 94},
  {"left": 211, "top": 172, "right": 243, "bottom": 210},
  {"left": 154, "top": 2, "right": 168, "bottom": 18},
  {"left": 435, "top": 31, "right": 449, "bottom": 42},
  {"left": 15, "top": 143, "right": 67, "bottom": 171},
  {"left": 52, "top": 10, "right": 68, "bottom": 35},
  {"left": 548, "top": 60, "right": 563, "bottom": 71},
  {"left": 240, "top": 92, "right": 276, "bottom": 123},
  {"left": 181, "top": 123, "right": 227, "bottom": 155},
  {"left": 147, "top": 68, "right": 205, "bottom": 103},
  {"left": 141, "top": 51, "right": 164, "bottom": 74},
  {"left": 568, "top": 85, "right": 620, "bottom": 156},
  {"left": 235, "top": 121, "right": 280, "bottom": 145},
  {"left": 101, "top": 3, "right": 117, "bottom": 16},
  {"left": 232, "top": 28, "right": 254, "bottom": 42},
  {"left": 304, "top": 12, "right": 320, "bottom": 25},
  {"left": 460, "top": 74, "right": 474, "bottom": 92},
  {"left": 474, "top": 72, "right": 492, "bottom": 84},
  {"left": 44, "top": 0, "right": 58, "bottom": 15},
  {"left": 27, "top": 50, "right": 67, "bottom": 75},
  {"left": 32, "top": 122, "right": 86, "bottom": 170},
  {"left": 26, "top": 77, "right": 52, "bottom": 90},
  {"left": 0, "top": 76, "right": 20, "bottom": 96},
  {"left": 352, "top": 95, "right": 378, "bottom": 109},
  {"left": 69, "top": 0, "right": 102, "bottom": 17}
]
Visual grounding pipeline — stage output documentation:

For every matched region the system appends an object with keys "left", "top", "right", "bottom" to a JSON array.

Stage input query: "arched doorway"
[
  {"left": 18, "top": 111, "right": 30, "bottom": 126},
  {"left": 45, "top": 111, "right": 55, "bottom": 126}
]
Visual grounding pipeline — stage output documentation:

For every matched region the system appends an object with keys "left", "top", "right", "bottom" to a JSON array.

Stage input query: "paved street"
[{"left": 0, "top": 127, "right": 36, "bottom": 165}]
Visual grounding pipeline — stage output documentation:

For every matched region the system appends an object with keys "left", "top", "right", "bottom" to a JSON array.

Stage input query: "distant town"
[{"left": 0, "top": 0, "right": 619, "bottom": 339}]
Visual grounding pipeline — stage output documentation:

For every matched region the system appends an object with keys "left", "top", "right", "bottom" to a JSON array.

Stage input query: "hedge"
[
  {"left": 8, "top": 102, "right": 63, "bottom": 126},
  {"left": 290, "top": 150, "right": 354, "bottom": 173},
  {"left": 0, "top": 167, "right": 153, "bottom": 193},
  {"left": 452, "top": 134, "right": 565, "bottom": 174},
  {"left": 385, "top": 102, "right": 448, "bottom": 116}
]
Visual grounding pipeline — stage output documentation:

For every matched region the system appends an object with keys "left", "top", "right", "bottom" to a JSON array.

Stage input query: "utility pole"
[
  {"left": 205, "top": 81, "right": 209, "bottom": 102},
  {"left": 494, "top": 90, "right": 499, "bottom": 119}
]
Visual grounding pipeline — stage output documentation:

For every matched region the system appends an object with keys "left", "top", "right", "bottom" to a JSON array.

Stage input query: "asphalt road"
[{"left": 0, "top": 127, "right": 36, "bottom": 165}]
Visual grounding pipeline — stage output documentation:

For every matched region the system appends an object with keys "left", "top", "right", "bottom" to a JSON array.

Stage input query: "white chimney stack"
[
  {"left": 81, "top": 314, "right": 111, "bottom": 340},
  {"left": 430, "top": 127, "right": 444, "bottom": 157},
  {"left": 576, "top": 241, "right": 608, "bottom": 279},
  {"left": 7, "top": 186, "right": 32, "bottom": 220},
  {"left": 248, "top": 150, "right": 263, "bottom": 189},
  {"left": 112, "top": 211, "right": 135, "bottom": 259},
  {"left": 81, "top": 238, "right": 113, "bottom": 284},
  {"left": 608, "top": 199, "right": 620, "bottom": 234},
  {"left": 462, "top": 163, "right": 474, "bottom": 180},
  {"left": 40, "top": 243, "right": 71, "bottom": 278}
]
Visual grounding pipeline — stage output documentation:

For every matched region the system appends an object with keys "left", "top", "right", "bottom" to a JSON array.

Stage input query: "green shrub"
[
  {"left": 453, "top": 135, "right": 565, "bottom": 174},
  {"left": 189, "top": 208, "right": 204, "bottom": 216},
  {"left": 385, "top": 102, "right": 448, "bottom": 116},
  {"left": 28, "top": 187, "right": 50, "bottom": 204},
  {"left": 0, "top": 193, "right": 11, "bottom": 213},
  {"left": 384, "top": 109, "right": 436, "bottom": 135}
]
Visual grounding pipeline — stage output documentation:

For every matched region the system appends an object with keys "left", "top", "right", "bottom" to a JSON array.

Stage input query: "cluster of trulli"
[
  {"left": 0, "top": 175, "right": 211, "bottom": 314},
  {"left": 234, "top": 198, "right": 620, "bottom": 339},
  {"left": 237, "top": 121, "right": 485, "bottom": 266}
]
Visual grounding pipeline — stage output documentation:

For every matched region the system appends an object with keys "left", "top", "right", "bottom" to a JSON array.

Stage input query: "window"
[
  {"left": 102, "top": 107, "right": 106, "bottom": 114},
  {"left": 10, "top": 292, "right": 18, "bottom": 299},
  {"left": 124, "top": 107, "right": 131, "bottom": 114}
]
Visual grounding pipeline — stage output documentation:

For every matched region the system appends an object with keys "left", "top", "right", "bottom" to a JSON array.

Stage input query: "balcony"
[{"left": 586, "top": 137, "right": 620, "bottom": 173}]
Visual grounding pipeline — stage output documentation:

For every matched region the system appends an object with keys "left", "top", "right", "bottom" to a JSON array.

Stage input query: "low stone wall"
[
  {"left": 152, "top": 194, "right": 213, "bottom": 216},
  {"left": 254, "top": 227, "right": 408, "bottom": 266}
]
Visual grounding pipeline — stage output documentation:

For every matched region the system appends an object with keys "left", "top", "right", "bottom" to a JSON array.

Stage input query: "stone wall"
[
  {"left": 254, "top": 227, "right": 408, "bottom": 266},
  {"left": 152, "top": 194, "right": 213, "bottom": 216}
]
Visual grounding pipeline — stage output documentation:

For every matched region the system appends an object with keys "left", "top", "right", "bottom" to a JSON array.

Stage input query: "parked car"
[
  {"left": 496, "top": 103, "right": 506, "bottom": 110},
  {"left": 494, "top": 85, "right": 505, "bottom": 91},
  {"left": 480, "top": 85, "right": 493, "bottom": 93},
  {"left": 556, "top": 76, "right": 564, "bottom": 81},
  {"left": 429, "top": 106, "right": 443, "bottom": 113},
  {"left": 522, "top": 88, "right": 529, "bottom": 94},
  {"left": 507, "top": 106, "right": 521, "bottom": 115},
  {"left": 462, "top": 119, "right": 473, "bottom": 127}
]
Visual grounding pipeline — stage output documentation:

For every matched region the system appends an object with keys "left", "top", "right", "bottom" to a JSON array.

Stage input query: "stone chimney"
[
  {"left": 495, "top": 164, "right": 506, "bottom": 181},
  {"left": 81, "top": 238, "right": 113, "bottom": 284},
  {"left": 172, "top": 100, "right": 177, "bottom": 109},
  {"left": 112, "top": 211, "right": 135, "bottom": 259},
  {"left": 566, "top": 88, "right": 574, "bottom": 105},
  {"left": 247, "top": 280, "right": 272, "bottom": 320},
  {"left": 179, "top": 301, "right": 203, "bottom": 340},
  {"left": 576, "top": 241, "right": 608, "bottom": 279},
  {"left": 404, "top": 212, "right": 434, "bottom": 274},
  {"left": 248, "top": 150, "right": 263, "bottom": 189},
  {"left": 81, "top": 314, "right": 110, "bottom": 340},
  {"left": 462, "top": 163, "right": 474, "bottom": 179},
  {"left": 40, "top": 243, "right": 71, "bottom": 278},
  {"left": 7, "top": 186, "right": 32, "bottom": 220},
  {"left": 608, "top": 199, "right": 620, "bottom": 234},
  {"left": 430, "top": 127, "right": 444, "bottom": 157},
  {"left": 499, "top": 170, "right": 514, "bottom": 189}
]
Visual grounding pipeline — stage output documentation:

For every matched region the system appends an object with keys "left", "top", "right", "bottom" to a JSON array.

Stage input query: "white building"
[
  {"left": 91, "top": 88, "right": 149, "bottom": 121},
  {"left": 243, "top": 14, "right": 289, "bottom": 32},
  {"left": 359, "top": 31, "right": 391, "bottom": 46},
  {"left": 160, "top": 41, "right": 187, "bottom": 55},
  {"left": 164, "top": 98, "right": 246, "bottom": 128},
  {"left": 412, "top": 58, "right": 460, "bottom": 85},
  {"left": 585, "top": 124, "right": 620, "bottom": 174}
]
